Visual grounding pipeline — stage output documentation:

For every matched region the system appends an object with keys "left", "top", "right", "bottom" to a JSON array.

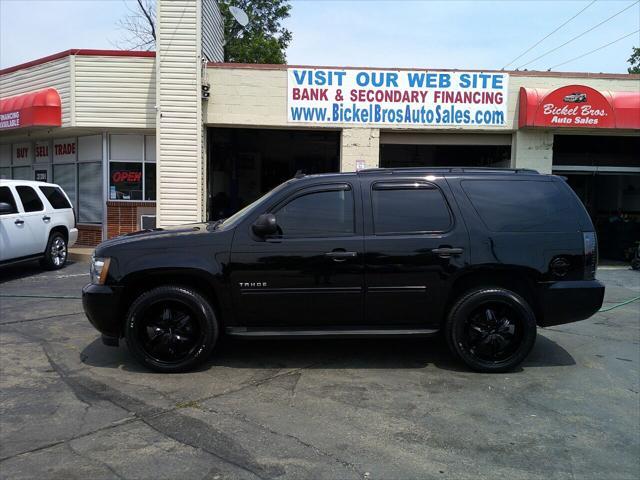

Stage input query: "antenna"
[{"left": 229, "top": 6, "right": 249, "bottom": 27}]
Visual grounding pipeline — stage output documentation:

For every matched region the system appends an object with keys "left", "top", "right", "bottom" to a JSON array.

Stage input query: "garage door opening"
[
  {"left": 380, "top": 144, "right": 512, "bottom": 168},
  {"left": 207, "top": 128, "right": 340, "bottom": 220},
  {"left": 553, "top": 135, "right": 640, "bottom": 261}
]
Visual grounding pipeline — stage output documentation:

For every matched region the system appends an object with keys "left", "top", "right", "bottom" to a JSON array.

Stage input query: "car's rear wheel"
[
  {"left": 41, "top": 232, "right": 67, "bottom": 270},
  {"left": 124, "top": 286, "right": 218, "bottom": 373},
  {"left": 445, "top": 288, "right": 537, "bottom": 373}
]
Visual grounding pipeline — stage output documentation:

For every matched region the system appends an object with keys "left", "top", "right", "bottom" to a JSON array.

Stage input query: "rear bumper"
[
  {"left": 82, "top": 283, "right": 123, "bottom": 339},
  {"left": 538, "top": 280, "right": 605, "bottom": 327},
  {"left": 68, "top": 228, "right": 78, "bottom": 248}
]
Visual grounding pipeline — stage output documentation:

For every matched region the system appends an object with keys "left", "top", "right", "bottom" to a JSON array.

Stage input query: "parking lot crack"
[
  {"left": 202, "top": 404, "right": 364, "bottom": 478},
  {"left": 66, "top": 442, "right": 127, "bottom": 480},
  {"left": 141, "top": 413, "right": 271, "bottom": 480}
]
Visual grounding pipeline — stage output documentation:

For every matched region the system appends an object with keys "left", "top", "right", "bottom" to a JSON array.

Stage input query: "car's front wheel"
[
  {"left": 124, "top": 286, "right": 219, "bottom": 373},
  {"left": 445, "top": 288, "right": 537, "bottom": 373},
  {"left": 41, "top": 231, "right": 68, "bottom": 270}
]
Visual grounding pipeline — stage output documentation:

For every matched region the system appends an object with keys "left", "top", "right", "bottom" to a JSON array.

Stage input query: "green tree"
[
  {"left": 220, "top": 0, "right": 292, "bottom": 64},
  {"left": 115, "top": 0, "right": 292, "bottom": 64},
  {"left": 628, "top": 47, "right": 640, "bottom": 74}
]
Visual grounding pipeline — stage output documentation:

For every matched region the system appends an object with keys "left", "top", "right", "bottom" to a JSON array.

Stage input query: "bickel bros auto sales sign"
[{"left": 288, "top": 68, "right": 509, "bottom": 127}]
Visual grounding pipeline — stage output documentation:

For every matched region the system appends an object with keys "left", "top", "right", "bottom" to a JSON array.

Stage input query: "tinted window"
[
  {"left": 461, "top": 180, "right": 575, "bottom": 232},
  {"left": 16, "top": 186, "right": 44, "bottom": 212},
  {"left": 39, "top": 186, "right": 72, "bottom": 209},
  {"left": 0, "top": 186, "right": 18, "bottom": 215},
  {"left": 372, "top": 184, "right": 451, "bottom": 234},
  {"left": 275, "top": 187, "right": 354, "bottom": 237}
]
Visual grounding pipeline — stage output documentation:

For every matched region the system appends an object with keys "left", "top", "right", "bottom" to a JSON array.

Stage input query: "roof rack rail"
[{"left": 357, "top": 167, "right": 539, "bottom": 175}]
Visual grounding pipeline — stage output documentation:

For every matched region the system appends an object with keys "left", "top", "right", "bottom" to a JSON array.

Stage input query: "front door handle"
[
  {"left": 432, "top": 247, "right": 464, "bottom": 257},
  {"left": 325, "top": 251, "right": 357, "bottom": 262},
  {"left": 14, "top": 219, "right": 24, "bottom": 226},
  {"left": 43, "top": 216, "right": 51, "bottom": 222}
]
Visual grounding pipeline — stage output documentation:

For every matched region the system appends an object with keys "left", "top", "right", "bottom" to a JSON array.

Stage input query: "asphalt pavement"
[{"left": 0, "top": 261, "right": 638, "bottom": 479}]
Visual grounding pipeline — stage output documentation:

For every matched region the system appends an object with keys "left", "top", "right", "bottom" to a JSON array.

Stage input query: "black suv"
[{"left": 83, "top": 168, "right": 604, "bottom": 373}]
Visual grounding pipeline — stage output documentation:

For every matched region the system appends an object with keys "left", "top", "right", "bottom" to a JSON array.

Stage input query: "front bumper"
[
  {"left": 82, "top": 283, "right": 124, "bottom": 339},
  {"left": 538, "top": 280, "right": 605, "bottom": 327}
]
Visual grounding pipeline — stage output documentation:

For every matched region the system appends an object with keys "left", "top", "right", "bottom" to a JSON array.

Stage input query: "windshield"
[{"left": 217, "top": 180, "right": 293, "bottom": 230}]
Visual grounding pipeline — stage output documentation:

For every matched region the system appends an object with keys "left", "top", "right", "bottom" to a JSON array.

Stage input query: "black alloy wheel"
[
  {"left": 462, "top": 302, "right": 524, "bottom": 363},
  {"left": 125, "top": 286, "right": 218, "bottom": 373},
  {"left": 138, "top": 300, "right": 200, "bottom": 363},
  {"left": 445, "top": 288, "right": 537, "bottom": 373}
]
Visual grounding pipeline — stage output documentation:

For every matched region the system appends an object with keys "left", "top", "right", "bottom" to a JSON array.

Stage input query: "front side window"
[
  {"left": 275, "top": 187, "right": 354, "bottom": 238},
  {"left": 16, "top": 186, "right": 44, "bottom": 212},
  {"left": 372, "top": 183, "right": 451, "bottom": 234},
  {"left": 39, "top": 186, "right": 72, "bottom": 209},
  {"left": 0, "top": 186, "right": 18, "bottom": 215}
]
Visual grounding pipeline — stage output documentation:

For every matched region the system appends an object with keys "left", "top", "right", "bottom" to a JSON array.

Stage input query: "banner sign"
[
  {"left": 519, "top": 85, "right": 622, "bottom": 129},
  {"left": 288, "top": 68, "right": 509, "bottom": 127}
]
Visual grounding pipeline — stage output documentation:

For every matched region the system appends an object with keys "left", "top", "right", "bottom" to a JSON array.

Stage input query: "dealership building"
[{"left": 1, "top": 0, "right": 639, "bottom": 258}]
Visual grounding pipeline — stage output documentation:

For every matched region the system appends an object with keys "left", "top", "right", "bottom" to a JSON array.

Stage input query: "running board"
[{"left": 225, "top": 327, "right": 439, "bottom": 339}]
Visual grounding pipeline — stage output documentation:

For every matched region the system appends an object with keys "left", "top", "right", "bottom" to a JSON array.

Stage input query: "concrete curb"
[{"left": 69, "top": 247, "right": 94, "bottom": 263}]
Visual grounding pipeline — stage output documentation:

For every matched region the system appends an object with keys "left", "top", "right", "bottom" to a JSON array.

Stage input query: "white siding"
[
  {"left": 0, "top": 57, "right": 72, "bottom": 126},
  {"left": 74, "top": 55, "right": 156, "bottom": 128},
  {"left": 157, "top": 0, "right": 204, "bottom": 226},
  {"left": 202, "top": 0, "right": 224, "bottom": 62}
]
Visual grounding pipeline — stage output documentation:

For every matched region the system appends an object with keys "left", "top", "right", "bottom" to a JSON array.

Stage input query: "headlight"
[{"left": 90, "top": 256, "right": 111, "bottom": 285}]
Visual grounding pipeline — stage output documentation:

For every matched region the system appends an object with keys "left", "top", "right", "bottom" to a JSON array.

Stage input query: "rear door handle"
[
  {"left": 432, "top": 247, "right": 464, "bottom": 257},
  {"left": 43, "top": 216, "right": 51, "bottom": 222},
  {"left": 14, "top": 219, "right": 24, "bottom": 226},
  {"left": 325, "top": 251, "right": 357, "bottom": 262}
]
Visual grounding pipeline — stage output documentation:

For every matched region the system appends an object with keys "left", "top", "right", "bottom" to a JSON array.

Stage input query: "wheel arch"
[
  {"left": 446, "top": 266, "right": 543, "bottom": 325},
  {"left": 118, "top": 267, "right": 227, "bottom": 335},
  {"left": 49, "top": 225, "right": 69, "bottom": 243}
]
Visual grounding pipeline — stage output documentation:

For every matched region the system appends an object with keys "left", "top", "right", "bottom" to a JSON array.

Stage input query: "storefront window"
[
  {"left": 53, "top": 163, "right": 77, "bottom": 210},
  {"left": 109, "top": 162, "right": 143, "bottom": 200},
  {"left": 79, "top": 162, "right": 102, "bottom": 222},
  {"left": 144, "top": 163, "right": 156, "bottom": 201},
  {"left": 108, "top": 134, "right": 155, "bottom": 201}
]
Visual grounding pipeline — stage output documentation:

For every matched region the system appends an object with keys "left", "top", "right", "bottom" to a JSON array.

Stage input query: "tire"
[
  {"left": 445, "top": 288, "right": 537, "bottom": 373},
  {"left": 41, "top": 231, "right": 68, "bottom": 270},
  {"left": 124, "top": 286, "right": 219, "bottom": 373}
]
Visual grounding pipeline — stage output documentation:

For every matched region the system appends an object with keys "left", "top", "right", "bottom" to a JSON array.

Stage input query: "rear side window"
[
  {"left": 39, "top": 186, "right": 72, "bottom": 209},
  {"left": 16, "top": 186, "right": 44, "bottom": 212},
  {"left": 0, "top": 186, "right": 18, "bottom": 215},
  {"left": 461, "top": 180, "right": 575, "bottom": 232},
  {"left": 372, "top": 183, "right": 451, "bottom": 234}
]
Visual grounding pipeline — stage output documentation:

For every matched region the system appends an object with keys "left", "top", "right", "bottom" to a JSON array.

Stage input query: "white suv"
[{"left": 0, "top": 180, "right": 78, "bottom": 269}]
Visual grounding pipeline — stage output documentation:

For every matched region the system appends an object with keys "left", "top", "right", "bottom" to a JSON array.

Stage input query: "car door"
[
  {"left": 228, "top": 180, "right": 365, "bottom": 327},
  {"left": 14, "top": 185, "right": 49, "bottom": 256},
  {"left": 362, "top": 175, "right": 469, "bottom": 327},
  {"left": 0, "top": 185, "right": 36, "bottom": 260}
]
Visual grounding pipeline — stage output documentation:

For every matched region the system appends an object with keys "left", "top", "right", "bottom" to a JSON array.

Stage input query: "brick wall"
[
  {"left": 107, "top": 201, "right": 156, "bottom": 239},
  {"left": 76, "top": 224, "right": 102, "bottom": 247}
]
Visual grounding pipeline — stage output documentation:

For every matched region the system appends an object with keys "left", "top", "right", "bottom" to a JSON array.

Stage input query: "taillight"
[{"left": 583, "top": 232, "right": 598, "bottom": 280}]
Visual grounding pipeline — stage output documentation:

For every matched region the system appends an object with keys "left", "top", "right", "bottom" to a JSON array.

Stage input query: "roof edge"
[
  {"left": 0, "top": 49, "right": 156, "bottom": 76},
  {"left": 207, "top": 62, "right": 640, "bottom": 80}
]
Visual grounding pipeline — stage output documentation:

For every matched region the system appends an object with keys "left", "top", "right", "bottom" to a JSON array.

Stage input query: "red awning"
[
  {"left": 519, "top": 85, "right": 640, "bottom": 130},
  {"left": 0, "top": 88, "right": 62, "bottom": 131}
]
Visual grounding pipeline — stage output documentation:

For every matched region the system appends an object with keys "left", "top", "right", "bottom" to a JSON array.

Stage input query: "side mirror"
[
  {"left": 0, "top": 202, "right": 14, "bottom": 214},
  {"left": 252, "top": 213, "right": 278, "bottom": 237}
]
